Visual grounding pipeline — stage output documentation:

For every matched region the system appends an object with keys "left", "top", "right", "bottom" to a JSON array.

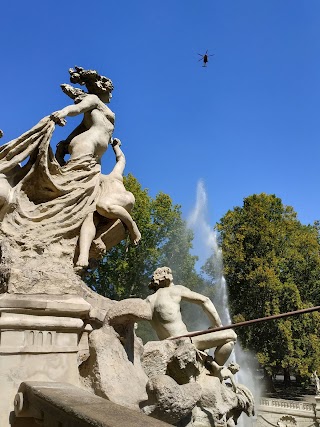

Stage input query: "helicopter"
[{"left": 198, "top": 50, "right": 215, "bottom": 67}]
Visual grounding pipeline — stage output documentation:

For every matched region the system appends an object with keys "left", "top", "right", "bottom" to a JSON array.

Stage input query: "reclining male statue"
[{"left": 145, "top": 266, "right": 237, "bottom": 369}]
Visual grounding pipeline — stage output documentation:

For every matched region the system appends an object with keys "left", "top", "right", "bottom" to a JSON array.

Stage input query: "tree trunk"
[
  {"left": 283, "top": 368, "right": 291, "bottom": 388},
  {"left": 295, "top": 374, "right": 302, "bottom": 386},
  {"left": 263, "top": 369, "right": 276, "bottom": 393}
]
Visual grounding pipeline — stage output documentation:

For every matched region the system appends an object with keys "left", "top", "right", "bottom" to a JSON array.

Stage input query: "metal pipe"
[{"left": 170, "top": 305, "right": 320, "bottom": 340}]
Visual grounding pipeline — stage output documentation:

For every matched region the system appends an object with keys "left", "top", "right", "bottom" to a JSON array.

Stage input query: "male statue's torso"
[{"left": 147, "top": 285, "right": 189, "bottom": 340}]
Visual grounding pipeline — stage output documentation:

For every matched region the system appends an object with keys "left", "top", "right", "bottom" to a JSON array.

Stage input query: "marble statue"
[
  {"left": 0, "top": 67, "right": 141, "bottom": 293},
  {"left": 139, "top": 267, "right": 254, "bottom": 426},
  {"left": 76, "top": 137, "right": 141, "bottom": 268},
  {"left": 146, "top": 266, "right": 237, "bottom": 366}
]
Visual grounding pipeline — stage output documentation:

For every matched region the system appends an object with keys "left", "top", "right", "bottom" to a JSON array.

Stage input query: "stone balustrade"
[
  {"left": 256, "top": 397, "right": 318, "bottom": 427},
  {"left": 259, "top": 397, "right": 315, "bottom": 412}
]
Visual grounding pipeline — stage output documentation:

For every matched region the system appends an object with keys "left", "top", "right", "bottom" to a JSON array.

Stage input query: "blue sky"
[{"left": 1, "top": 1, "right": 319, "bottom": 242}]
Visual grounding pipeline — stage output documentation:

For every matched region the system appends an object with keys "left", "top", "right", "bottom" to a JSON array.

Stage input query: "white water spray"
[
  {"left": 187, "top": 181, "right": 232, "bottom": 326},
  {"left": 188, "top": 180, "right": 260, "bottom": 425}
]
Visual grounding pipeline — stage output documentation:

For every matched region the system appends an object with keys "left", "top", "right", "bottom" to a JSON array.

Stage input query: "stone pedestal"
[{"left": 0, "top": 294, "right": 91, "bottom": 427}]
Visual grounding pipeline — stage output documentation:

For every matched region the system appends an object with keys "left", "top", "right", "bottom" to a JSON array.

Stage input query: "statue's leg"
[
  {"left": 96, "top": 203, "right": 141, "bottom": 245},
  {"left": 192, "top": 329, "right": 237, "bottom": 366},
  {"left": 76, "top": 212, "right": 96, "bottom": 267},
  {"left": 0, "top": 175, "right": 12, "bottom": 209},
  {"left": 214, "top": 339, "right": 236, "bottom": 366}
]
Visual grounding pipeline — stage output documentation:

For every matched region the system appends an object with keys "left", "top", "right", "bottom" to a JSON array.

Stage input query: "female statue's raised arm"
[{"left": 50, "top": 94, "right": 100, "bottom": 126}]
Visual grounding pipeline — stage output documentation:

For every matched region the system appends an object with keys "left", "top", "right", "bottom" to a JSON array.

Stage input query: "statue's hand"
[
  {"left": 50, "top": 111, "right": 67, "bottom": 127},
  {"left": 112, "top": 138, "right": 122, "bottom": 147}
]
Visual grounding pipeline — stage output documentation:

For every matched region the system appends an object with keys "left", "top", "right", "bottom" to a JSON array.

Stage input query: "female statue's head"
[{"left": 68, "top": 66, "right": 114, "bottom": 102}]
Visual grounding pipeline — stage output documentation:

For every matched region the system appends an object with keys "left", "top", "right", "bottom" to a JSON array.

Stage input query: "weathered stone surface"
[
  {"left": 106, "top": 298, "right": 152, "bottom": 325},
  {"left": 0, "top": 239, "right": 85, "bottom": 294},
  {"left": 13, "top": 381, "right": 171, "bottom": 426},
  {"left": 0, "top": 293, "right": 92, "bottom": 315},
  {"left": 142, "top": 340, "right": 177, "bottom": 378},
  {"left": 79, "top": 324, "right": 149, "bottom": 410},
  {"left": 189, "top": 371, "right": 255, "bottom": 427},
  {"left": 167, "top": 339, "right": 201, "bottom": 384},
  {"left": 142, "top": 375, "right": 202, "bottom": 425},
  {"left": 141, "top": 338, "right": 254, "bottom": 426},
  {"left": 141, "top": 339, "right": 203, "bottom": 424},
  {"left": 142, "top": 338, "right": 200, "bottom": 384},
  {"left": 77, "top": 280, "right": 115, "bottom": 322}
]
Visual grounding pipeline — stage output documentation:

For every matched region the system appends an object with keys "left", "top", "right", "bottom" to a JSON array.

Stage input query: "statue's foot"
[
  {"left": 76, "top": 256, "right": 89, "bottom": 269},
  {"left": 130, "top": 222, "right": 141, "bottom": 246}
]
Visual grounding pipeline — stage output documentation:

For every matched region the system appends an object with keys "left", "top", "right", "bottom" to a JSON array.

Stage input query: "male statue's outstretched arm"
[{"left": 178, "top": 285, "right": 223, "bottom": 328}]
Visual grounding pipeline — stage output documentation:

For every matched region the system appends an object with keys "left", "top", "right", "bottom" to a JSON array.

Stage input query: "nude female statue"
[
  {"left": 50, "top": 67, "right": 141, "bottom": 267},
  {"left": 0, "top": 67, "right": 140, "bottom": 267},
  {"left": 50, "top": 67, "right": 115, "bottom": 164},
  {"left": 0, "top": 67, "right": 116, "bottom": 215}
]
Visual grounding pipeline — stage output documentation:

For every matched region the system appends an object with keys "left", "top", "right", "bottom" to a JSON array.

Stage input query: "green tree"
[
  {"left": 204, "top": 193, "right": 320, "bottom": 383},
  {"left": 85, "top": 174, "right": 201, "bottom": 301}
]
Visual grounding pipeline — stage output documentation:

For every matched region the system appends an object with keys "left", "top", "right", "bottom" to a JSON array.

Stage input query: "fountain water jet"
[
  {"left": 188, "top": 180, "right": 261, "bottom": 425},
  {"left": 187, "top": 180, "right": 231, "bottom": 326}
]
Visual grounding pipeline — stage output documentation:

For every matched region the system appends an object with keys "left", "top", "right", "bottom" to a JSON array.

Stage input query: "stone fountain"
[{"left": 0, "top": 67, "right": 254, "bottom": 427}]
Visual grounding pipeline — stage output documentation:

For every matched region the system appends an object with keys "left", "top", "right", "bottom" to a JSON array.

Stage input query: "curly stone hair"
[
  {"left": 68, "top": 66, "right": 114, "bottom": 94},
  {"left": 149, "top": 266, "right": 173, "bottom": 290}
]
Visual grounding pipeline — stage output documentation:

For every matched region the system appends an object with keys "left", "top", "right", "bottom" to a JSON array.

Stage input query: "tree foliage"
[
  {"left": 203, "top": 193, "right": 320, "bottom": 380},
  {"left": 85, "top": 174, "right": 201, "bottom": 301}
]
